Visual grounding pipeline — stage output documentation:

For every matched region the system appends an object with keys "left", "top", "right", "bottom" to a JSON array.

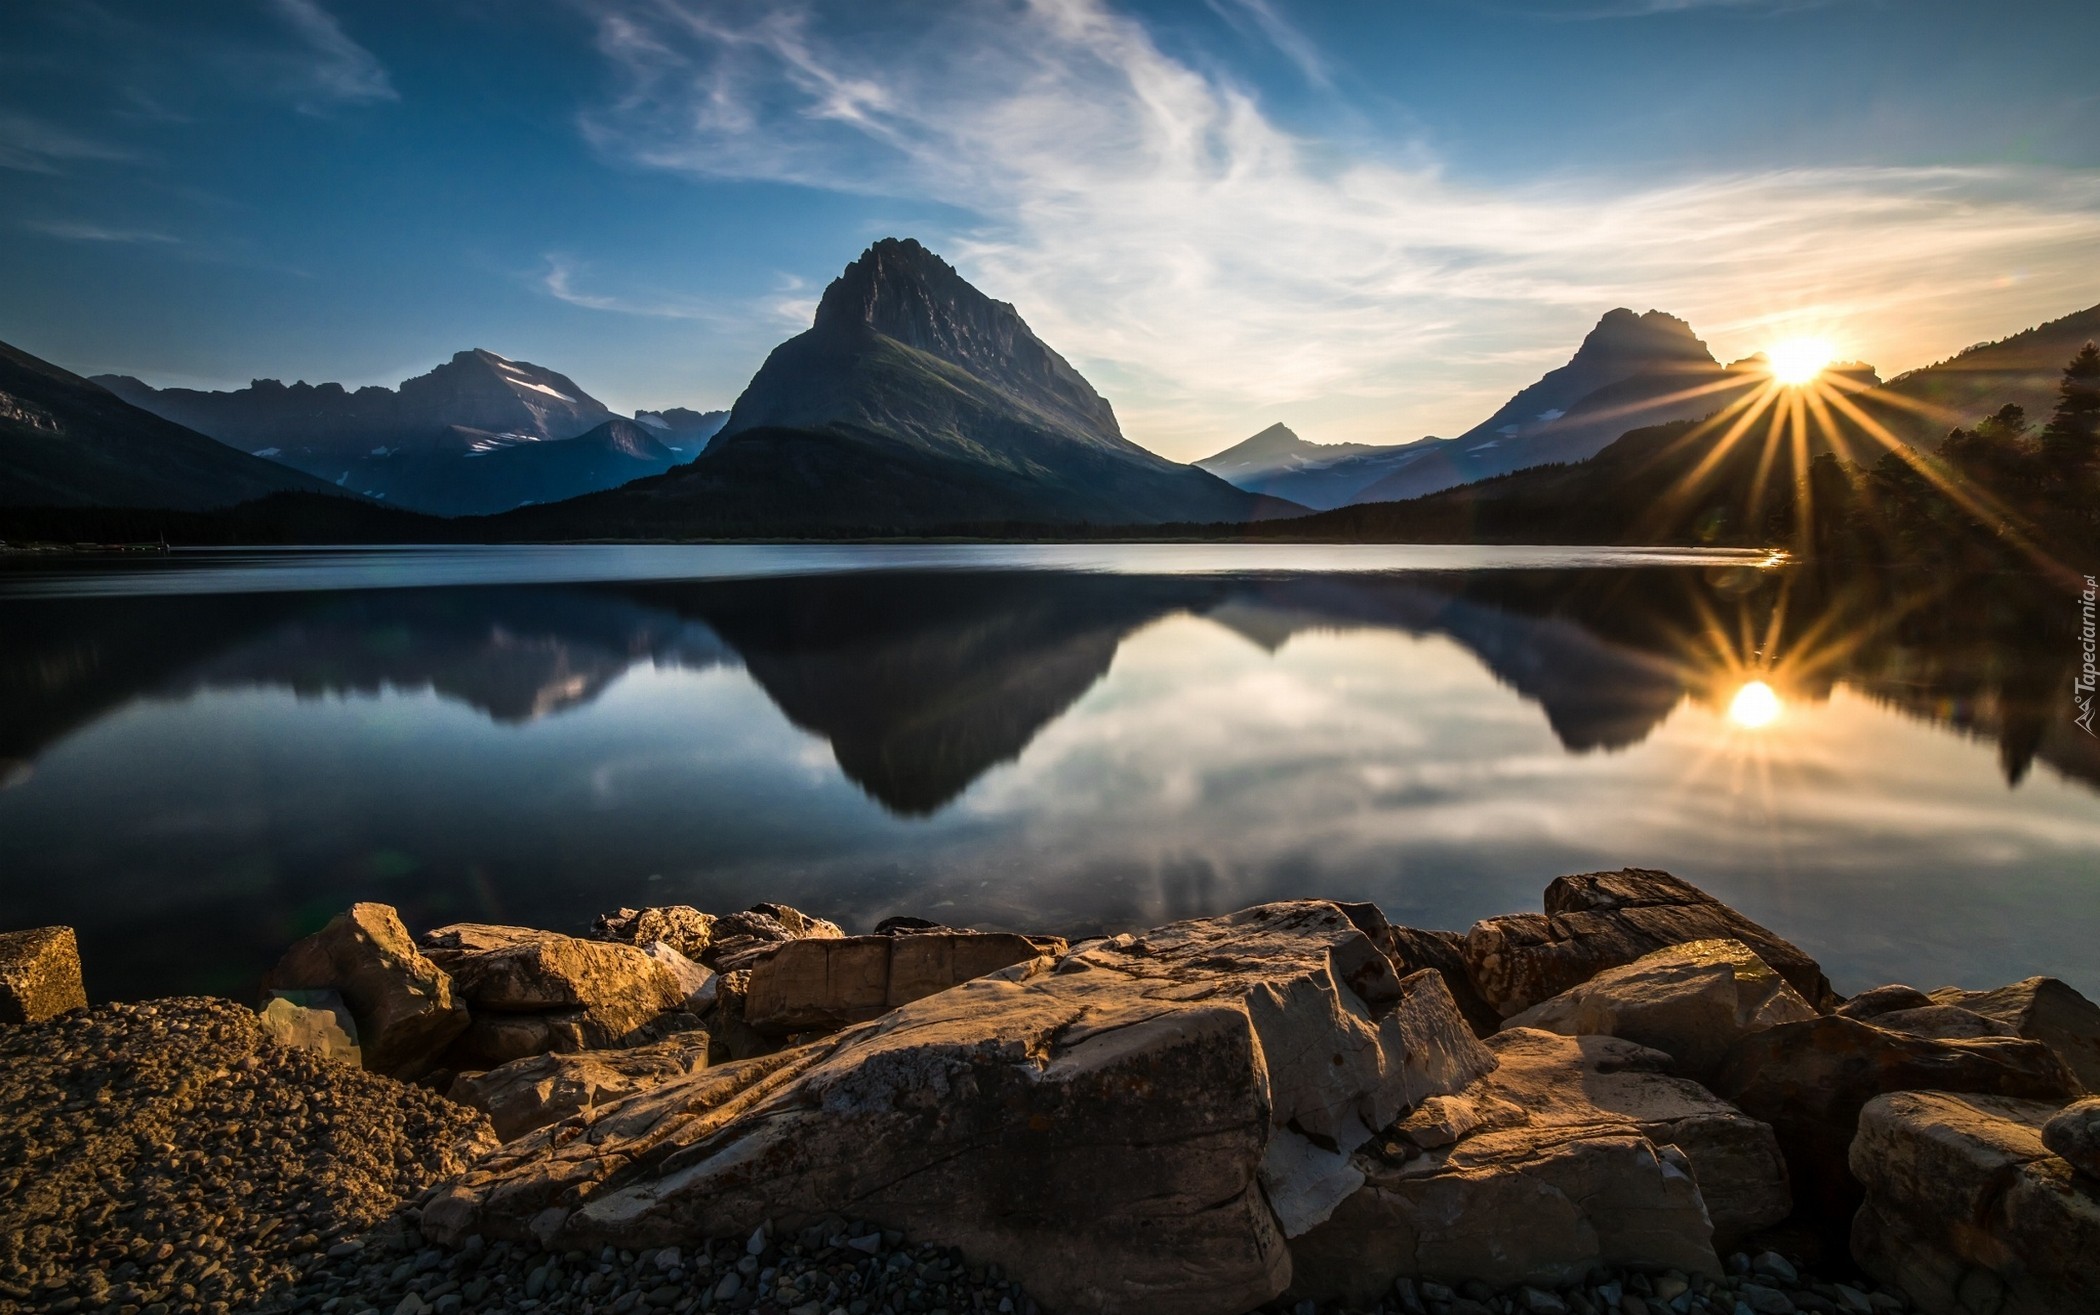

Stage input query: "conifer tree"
[{"left": 2039, "top": 343, "right": 2100, "bottom": 481}]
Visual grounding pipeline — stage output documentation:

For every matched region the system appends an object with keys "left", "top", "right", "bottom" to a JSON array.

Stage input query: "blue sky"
[{"left": 3, "top": 0, "right": 2097, "bottom": 459}]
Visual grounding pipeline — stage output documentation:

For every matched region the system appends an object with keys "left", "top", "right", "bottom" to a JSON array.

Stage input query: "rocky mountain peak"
[
  {"left": 1576, "top": 309, "right": 1715, "bottom": 368},
  {"left": 799, "top": 236, "right": 1123, "bottom": 441}
]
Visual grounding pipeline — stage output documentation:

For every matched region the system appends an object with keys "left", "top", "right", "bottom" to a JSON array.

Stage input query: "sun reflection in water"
[{"left": 1727, "top": 680, "right": 1783, "bottom": 729}]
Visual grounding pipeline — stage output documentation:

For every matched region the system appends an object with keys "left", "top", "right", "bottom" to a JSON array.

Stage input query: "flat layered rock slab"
[
  {"left": 1502, "top": 938, "right": 1816, "bottom": 1082},
  {"left": 1290, "top": 1027, "right": 1788, "bottom": 1300},
  {"left": 422, "top": 901, "right": 1495, "bottom": 1315},
  {"left": 420, "top": 924, "right": 691, "bottom": 1064},
  {"left": 1930, "top": 977, "right": 2100, "bottom": 1094},
  {"left": 1851, "top": 1090, "right": 2100, "bottom": 1315},
  {"left": 1465, "top": 869, "right": 1834, "bottom": 1020},
  {"left": 744, "top": 930, "right": 1068, "bottom": 1033}
]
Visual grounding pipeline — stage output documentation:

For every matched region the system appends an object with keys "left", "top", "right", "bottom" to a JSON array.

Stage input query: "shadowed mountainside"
[{"left": 0, "top": 340, "right": 340, "bottom": 511}]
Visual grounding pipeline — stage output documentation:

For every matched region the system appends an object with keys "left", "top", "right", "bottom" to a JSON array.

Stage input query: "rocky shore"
[{"left": 2, "top": 870, "right": 2097, "bottom": 1315}]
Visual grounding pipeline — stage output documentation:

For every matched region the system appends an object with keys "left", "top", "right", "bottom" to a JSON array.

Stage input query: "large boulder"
[
  {"left": 744, "top": 930, "right": 1067, "bottom": 1034},
  {"left": 0, "top": 926, "right": 88, "bottom": 1024},
  {"left": 1851, "top": 1091, "right": 2100, "bottom": 1315},
  {"left": 262, "top": 903, "right": 467, "bottom": 1078},
  {"left": 2042, "top": 1097, "right": 2100, "bottom": 1180},
  {"left": 1288, "top": 1027, "right": 1786, "bottom": 1300},
  {"left": 421, "top": 902, "right": 1496, "bottom": 1315},
  {"left": 419, "top": 924, "right": 693, "bottom": 1065},
  {"left": 1463, "top": 869, "right": 1834, "bottom": 1020},
  {"left": 707, "top": 903, "right": 845, "bottom": 973},
  {"left": 448, "top": 1031, "right": 718, "bottom": 1142},
  {"left": 1502, "top": 938, "right": 1816, "bottom": 1081},
  {"left": 1711, "top": 1015, "right": 2081, "bottom": 1235},
  {"left": 1930, "top": 977, "right": 2100, "bottom": 1093}
]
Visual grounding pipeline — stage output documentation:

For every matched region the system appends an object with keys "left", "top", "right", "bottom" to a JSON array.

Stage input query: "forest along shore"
[{"left": 3, "top": 870, "right": 2098, "bottom": 1315}]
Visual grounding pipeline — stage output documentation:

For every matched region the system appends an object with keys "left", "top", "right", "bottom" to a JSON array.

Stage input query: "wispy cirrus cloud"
[
  {"left": 261, "top": 0, "right": 397, "bottom": 111},
  {"left": 22, "top": 219, "right": 181, "bottom": 244},
  {"left": 570, "top": 0, "right": 2100, "bottom": 456},
  {"left": 538, "top": 254, "right": 814, "bottom": 329},
  {"left": 0, "top": 113, "right": 137, "bottom": 174}
]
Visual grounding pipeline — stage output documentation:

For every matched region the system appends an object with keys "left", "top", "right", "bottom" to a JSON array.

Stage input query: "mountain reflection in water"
[{"left": 1, "top": 562, "right": 2095, "bottom": 1002}]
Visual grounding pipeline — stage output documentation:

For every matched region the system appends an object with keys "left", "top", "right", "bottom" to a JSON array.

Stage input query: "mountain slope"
[
  {"left": 1194, "top": 423, "right": 1412, "bottom": 509},
  {"left": 1843, "top": 301, "right": 2100, "bottom": 451},
  {"left": 1347, "top": 310, "right": 1763, "bottom": 505},
  {"left": 0, "top": 339, "right": 340, "bottom": 511},
  {"left": 504, "top": 238, "right": 1284, "bottom": 533}
]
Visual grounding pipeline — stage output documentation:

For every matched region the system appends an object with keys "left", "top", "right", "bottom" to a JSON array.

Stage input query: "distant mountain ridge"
[
  {"left": 1194, "top": 424, "right": 1413, "bottom": 508},
  {"left": 508, "top": 238, "right": 1286, "bottom": 533},
  {"left": 92, "top": 350, "right": 722, "bottom": 516},
  {"left": 0, "top": 339, "right": 339, "bottom": 511},
  {"left": 1843, "top": 301, "right": 2100, "bottom": 451}
]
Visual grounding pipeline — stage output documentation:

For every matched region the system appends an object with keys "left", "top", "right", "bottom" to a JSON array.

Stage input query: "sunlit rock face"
[{"left": 420, "top": 902, "right": 1494, "bottom": 1315}]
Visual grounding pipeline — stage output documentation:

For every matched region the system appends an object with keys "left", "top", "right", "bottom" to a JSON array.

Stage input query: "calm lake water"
[{"left": 2, "top": 544, "right": 2095, "bottom": 1004}]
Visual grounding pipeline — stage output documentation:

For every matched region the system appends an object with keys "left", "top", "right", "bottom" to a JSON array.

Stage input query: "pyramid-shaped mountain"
[
  {"left": 1346, "top": 309, "right": 1757, "bottom": 505},
  {"left": 506, "top": 239, "right": 1284, "bottom": 533}
]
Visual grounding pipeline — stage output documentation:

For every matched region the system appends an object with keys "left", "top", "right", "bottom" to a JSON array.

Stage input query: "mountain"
[
  {"left": 0, "top": 338, "right": 339, "bottom": 511},
  {"left": 1841, "top": 301, "right": 2100, "bottom": 452},
  {"left": 503, "top": 238, "right": 1285, "bottom": 534},
  {"left": 89, "top": 349, "right": 683, "bottom": 515},
  {"left": 1193, "top": 423, "right": 1413, "bottom": 510},
  {"left": 633, "top": 407, "right": 729, "bottom": 459},
  {"left": 1347, "top": 310, "right": 1772, "bottom": 506},
  {"left": 1263, "top": 413, "right": 1807, "bottom": 546}
]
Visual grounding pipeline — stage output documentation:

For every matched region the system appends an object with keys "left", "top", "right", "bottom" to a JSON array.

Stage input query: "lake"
[{"left": 2, "top": 543, "right": 2095, "bottom": 1005}]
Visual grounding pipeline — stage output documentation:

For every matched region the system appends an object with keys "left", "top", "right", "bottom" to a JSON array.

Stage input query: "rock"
[
  {"left": 642, "top": 941, "right": 717, "bottom": 1012},
  {"left": 705, "top": 903, "right": 846, "bottom": 973},
  {"left": 420, "top": 901, "right": 1497, "bottom": 1315},
  {"left": 1866, "top": 1004, "right": 2015, "bottom": 1042},
  {"left": 1290, "top": 1026, "right": 1786, "bottom": 1299},
  {"left": 263, "top": 903, "right": 468, "bottom": 1078},
  {"left": 744, "top": 931, "right": 1067, "bottom": 1034},
  {"left": 1834, "top": 986, "right": 1934, "bottom": 1021},
  {"left": 1463, "top": 870, "right": 1834, "bottom": 1020},
  {"left": 1339, "top": 902, "right": 1501, "bottom": 1038},
  {"left": 591, "top": 905, "right": 718, "bottom": 962},
  {"left": 419, "top": 924, "right": 692, "bottom": 1065},
  {"left": 1291, "top": 1127, "right": 1718, "bottom": 1301},
  {"left": 257, "top": 990, "right": 363, "bottom": 1066},
  {"left": 2041, "top": 1097, "right": 2100, "bottom": 1179},
  {"left": 0, "top": 925, "right": 88, "bottom": 1024},
  {"left": 1710, "top": 1015, "right": 2080, "bottom": 1236},
  {"left": 1850, "top": 1090, "right": 2100, "bottom": 1315},
  {"left": 1929, "top": 977, "right": 2100, "bottom": 1093},
  {"left": 1501, "top": 939, "right": 1816, "bottom": 1081},
  {"left": 447, "top": 1030, "right": 721, "bottom": 1141}
]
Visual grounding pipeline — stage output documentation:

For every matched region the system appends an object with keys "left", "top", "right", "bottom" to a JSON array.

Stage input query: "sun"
[
  {"left": 1765, "top": 338, "right": 1836, "bottom": 386},
  {"left": 1727, "top": 680, "right": 1783, "bottom": 729}
]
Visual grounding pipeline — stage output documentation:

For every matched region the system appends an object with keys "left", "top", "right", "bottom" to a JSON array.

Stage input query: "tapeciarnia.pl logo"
[{"left": 2079, "top": 574, "right": 2098, "bottom": 736}]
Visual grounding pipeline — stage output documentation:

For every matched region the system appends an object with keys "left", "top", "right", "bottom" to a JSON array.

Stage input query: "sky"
[{"left": 2, "top": 0, "right": 2098, "bottom": 461}]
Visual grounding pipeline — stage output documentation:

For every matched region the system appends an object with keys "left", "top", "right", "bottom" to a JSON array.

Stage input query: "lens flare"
[
  {"left": 1727, "top": 680, "right": 1783, "bottom": 729},
  {"left": 1765, "top": 338, "right": 1835, "bottom": 386}
]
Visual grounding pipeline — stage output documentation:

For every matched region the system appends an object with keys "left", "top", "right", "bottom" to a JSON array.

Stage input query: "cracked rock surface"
[{"left": 420, "top": 902, "right": 1495, "bottom": 1315}]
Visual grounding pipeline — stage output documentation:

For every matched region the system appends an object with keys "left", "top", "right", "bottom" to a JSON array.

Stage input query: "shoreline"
[{"left": 3, "top": 870, "right": 2096, "bottom": 1315}]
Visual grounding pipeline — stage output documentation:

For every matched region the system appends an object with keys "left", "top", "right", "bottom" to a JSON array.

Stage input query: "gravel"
[
  {"left": 0, "top": 997, "right": 494, "bottom": 1314},
  {"left": 1254, "top": 1253, "right": 1920, "bottom": 1315},
  {"left": 263, "top": 1217, "right": 1044, "bottom": 1315}
]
